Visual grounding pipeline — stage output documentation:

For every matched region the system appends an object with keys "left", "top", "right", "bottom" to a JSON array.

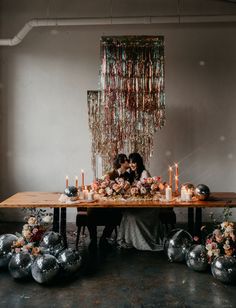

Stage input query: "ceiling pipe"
[{"left": 1, "top": 15, "right": 236, "bottom": 46}]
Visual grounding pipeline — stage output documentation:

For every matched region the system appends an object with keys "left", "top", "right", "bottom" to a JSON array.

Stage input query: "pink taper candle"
[
  {"left": 175, "top": 175, "right": 179, "bottom": 193},
  {"left": 169, "top": 166, "right": 173, "bottom": 188},
  {"left": 175, "top": 163, "right": 179, "bottom": 177},
  {"left": 75, "top": 176, "right": 78, "bottom": 189},
  {"left": 65, "top": 176, "right": 69, "bottom": 188},
  {"left": 81, "top": 169, "right": 85, "bottom": 189}
]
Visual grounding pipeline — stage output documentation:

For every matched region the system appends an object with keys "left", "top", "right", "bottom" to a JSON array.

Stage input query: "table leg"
[
  {"left": 195, "top": 208, "right": 202, "bottom": 239},
  {"left": 53, "top": 208, "right": 60, "bottom": 232},
  {"left": 188, "top": 208, "right": 194, "bottom": 235},
  {"left": 61, "top": 207, "right": 67, "bottom": 248}
]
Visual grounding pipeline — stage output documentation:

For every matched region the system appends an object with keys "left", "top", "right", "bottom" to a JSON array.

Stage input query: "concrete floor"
[{"left": 0, "top": 222, "right": 235, "bottom": 308}]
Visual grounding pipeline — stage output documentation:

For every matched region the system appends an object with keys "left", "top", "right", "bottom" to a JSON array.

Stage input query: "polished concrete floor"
[{"left": 0, "top": 222, "right": 235, "bottom": 308}]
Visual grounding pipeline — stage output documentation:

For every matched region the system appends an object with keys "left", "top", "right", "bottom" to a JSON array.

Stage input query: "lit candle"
[
  {"left": 175, "top": 163, "right": 179, "bottom": 177},
  {"left": 169, "top": 166, "right": 173, "bottom": 188},
  {"left": 181, "top": 185, "right": 186, "bottom": 201},
  {"left": 88, "top": 190, "right": 94, "bottom": 201},
  {"left": 81, "top": 169, "right": 85, "bottom": 189},
  {"left": 175, "top": 175, "right": 179, "bottom": 194},
  {"left": 165, "top": 185, "right": 172, "bottom": 201},
  {"left": 75, "top": 176, "right": 78, "bottom": 189},
  {"left": 65, "top": 176, "right": 69, "bottom": 188}
]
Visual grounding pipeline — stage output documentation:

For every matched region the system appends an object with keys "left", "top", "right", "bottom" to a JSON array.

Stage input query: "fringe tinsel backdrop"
[{"left": 88, "top": 36, "right": 166, "bottom": 176}]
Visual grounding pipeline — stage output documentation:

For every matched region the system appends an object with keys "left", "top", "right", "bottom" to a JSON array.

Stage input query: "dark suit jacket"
[{"left": 108, "top": 169, "right": 132, "bottom": 182}]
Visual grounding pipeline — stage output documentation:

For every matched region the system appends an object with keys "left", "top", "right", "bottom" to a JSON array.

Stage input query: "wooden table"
[{"left": 1, "top": 192, "right": 236, "bottom": 245}]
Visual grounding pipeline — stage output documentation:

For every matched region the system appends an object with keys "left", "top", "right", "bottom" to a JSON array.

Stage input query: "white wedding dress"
[{"left": 119, "top": 170, "right": 164, "bottom": 251}]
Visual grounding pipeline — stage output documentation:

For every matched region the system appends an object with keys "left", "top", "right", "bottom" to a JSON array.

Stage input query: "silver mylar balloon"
[
  {"left": 194, "top": 184, "right": 210, "bottom": 201},
  {"left": 0, "top": 234, "right": 18, "bottom": 267},
  {"left": 186, "top": 244, "right": 208, "bottom": 272},
  {"left": 8, "top": 252, "right": 33, "bottom": 279},
  {"left": 211, "top": 256, "right": 236, "bottom": 284},
  {"left": 40, "top": 231, "right": 65, "bottom": 256},
  {"left": 164, "top": 229, "right": 193, "bottom": 262},
  {"left": 57, "top": 248, "right": 82, "bottom": 275},
  {"left": 31, "top": 254, "right": 60, "bottom": 284}
]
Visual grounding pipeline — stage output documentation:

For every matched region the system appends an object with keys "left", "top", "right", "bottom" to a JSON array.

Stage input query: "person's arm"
[{"left": 140, "top": 170, "right": 151, "bottom": 181}]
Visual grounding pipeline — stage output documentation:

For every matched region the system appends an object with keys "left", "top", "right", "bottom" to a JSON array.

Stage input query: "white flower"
[
  {"left": 42, "top": 215, "right": 53, "bottom": 224},
  {"left": 221, "top": 222, "right": 228, "bottom": 229},
  {"left": 225, "top": 225, "right": 233, "bottom": 233},
  {"left": 223, "top": 243, "right": 230, "bottom": 250},
  {"left": 207, "top": 250, "right": 213, "bottom": 257},
  {"left": 23, "top": 224, "right": 30, "bottom": 230},
  {"left": 105, "top": 187, "right": 113, "bottom": 196},
  {"left": 140, "top": 186, "right": 147, "bottom": 195}
]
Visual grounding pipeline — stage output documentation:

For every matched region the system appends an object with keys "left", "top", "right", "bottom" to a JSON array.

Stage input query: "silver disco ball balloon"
[
  {"left": 64, "top": 186, "right": 78, "bottom": 197},
  {"left": 40, "top": 231, "right": 65, "bottom": 256},
  {"left": 164, "top": 229, "right": 193, "bottom": 262},
  {"left": 211, "top": 256, "right": 236, "bottom": 284},
  {"left": 186, "top": 244, "right": 208, "bottom": 272},
  {"left": 8, "top": 252, "right": 33, "bottom": 279},
  {"left": 57, "top": 248, "right": 82, "bottom": 275},
  {"left": 31, "top": 254, "right": 60, "bottom": 284},
  {"left": 194, "top": 184, "right": 210, "bottom": 201},
  {"left": 0, "top": 234, "right": 18, "bottom": 267}
]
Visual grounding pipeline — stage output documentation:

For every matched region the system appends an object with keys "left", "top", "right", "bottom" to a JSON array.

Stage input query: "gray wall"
[{"left": 0, "top": 0, "right": 236, "bottom": 222}]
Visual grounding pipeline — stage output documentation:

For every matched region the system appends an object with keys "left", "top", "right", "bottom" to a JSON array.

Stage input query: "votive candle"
[
  {"left": 185, "top": 189, "right": 192, "bottom": 202},
  {"left": 165, "top": 185, "right": 172, "bottom": 201}
]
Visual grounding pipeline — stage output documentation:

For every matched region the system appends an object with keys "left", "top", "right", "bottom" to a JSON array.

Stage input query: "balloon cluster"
[
  {"left": 164, "top": 229, "right": 236, "bottom": 284},
  {"left": 0, "top": 231, "right": 82, "bottom": 284}
]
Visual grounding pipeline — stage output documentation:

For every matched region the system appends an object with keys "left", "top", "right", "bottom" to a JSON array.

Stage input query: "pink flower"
[
  {"left": 146, "top": 177, "right": 153, "bottom": 184},
  {"left": 101, "top": 181, "right": 108, "bottom": 189},
  {"left": 130, "top": 187, "right": 139, "bottom": 196},
  {"left": 206, "top": 238, "right": 212, "bottom": 244},
  {"left": 32, "top": 228, "right": 39, "bottom": 235},
  {"left": 151, "top": 183, "right": 159, "bottom": 191}
]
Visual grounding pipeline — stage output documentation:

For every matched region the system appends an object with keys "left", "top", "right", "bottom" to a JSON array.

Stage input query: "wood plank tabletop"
[{"left": 0, "top": 192, "right": 236, "bottom": 208}]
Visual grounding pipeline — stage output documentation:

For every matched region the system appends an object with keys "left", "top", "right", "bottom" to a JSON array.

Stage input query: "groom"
[{"left": 87, "top": 153, "right": 131, "bottom": 251}]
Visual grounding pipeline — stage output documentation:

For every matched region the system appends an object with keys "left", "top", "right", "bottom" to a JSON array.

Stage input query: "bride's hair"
[{"left": 128, "top": 152, "right": 145, "bottom": 180}]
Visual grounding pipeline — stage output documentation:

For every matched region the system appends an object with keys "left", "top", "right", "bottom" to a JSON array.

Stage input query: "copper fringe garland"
[{"left": 88, "top": 36, "right": 166, "bottom": 176}]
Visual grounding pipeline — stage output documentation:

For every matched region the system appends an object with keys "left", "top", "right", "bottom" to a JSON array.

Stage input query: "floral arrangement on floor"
[
  {"left": 11, "top": 209, "right": 53, "bottom": 256},
  {"left": 205, "top": 221, "right": 236, "bottom": 263},
  {"left": 92, "top": 176, "right": 165, "bottom": 200},
  {"left": 193, "top": 208, "right": 236, "bottom": 264}
]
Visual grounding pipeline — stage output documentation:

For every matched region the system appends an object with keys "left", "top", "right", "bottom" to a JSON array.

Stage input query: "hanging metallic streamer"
[{"left": 88, "top": 36, "right": 166, "bottom": 176}]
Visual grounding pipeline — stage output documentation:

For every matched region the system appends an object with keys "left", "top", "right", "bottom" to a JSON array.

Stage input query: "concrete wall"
[{"left": 0, "top": 0, "right": 236, "bottom": 222}]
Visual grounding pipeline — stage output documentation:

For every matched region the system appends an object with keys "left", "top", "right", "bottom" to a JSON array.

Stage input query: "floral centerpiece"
[
  {"left": 92, "top": 176, "right": 165, "bottom": 200},
  {"left": 12, "top": 209, "right": 53, "bottom": 256}
]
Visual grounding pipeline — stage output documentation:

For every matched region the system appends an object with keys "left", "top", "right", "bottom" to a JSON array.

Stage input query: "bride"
[{"left": 119, "top": 152, "right": 164, "bottom": 251}]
